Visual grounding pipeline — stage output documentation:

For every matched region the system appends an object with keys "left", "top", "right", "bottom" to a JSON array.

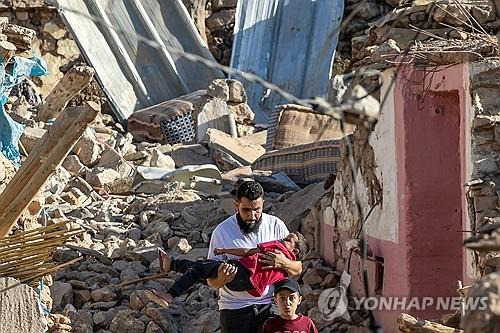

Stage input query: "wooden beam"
[
  {"left": 0, "top": 102, "right": 99, "bottom": 238},
  {"left": 37, "top": 66, "right": 95, "bottom": 122},
  {"left": 398, "top": 313, "right": 463, "bottom": 333}
]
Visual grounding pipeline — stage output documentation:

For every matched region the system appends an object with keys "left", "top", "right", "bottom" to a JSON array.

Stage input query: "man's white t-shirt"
[{"left": 208, "top": 213, "right": 289, "bottom": 310}]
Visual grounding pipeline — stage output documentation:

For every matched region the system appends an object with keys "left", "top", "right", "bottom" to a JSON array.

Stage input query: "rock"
[
  {"left": 128, "top": 243, "right": 161, "bottom": 264},
  {"left": 206, "top": 79, "right": 229, "bottom": 101},
  {"left": 65, "top": 308, "right": 94, "bottom": 333},
  {"left": 39, "top": 52, "right": 67, "bottom": 96},
  {"left": 112, "top": 260, "right": 129, "bottom": 272},
  {"left": 129, "top": 291, "right": 146, "bottom": 310},
  {"left": 50, "top": 281, "right": 73, "bottom": 310},
  {"left": 150, "top": 148, "right": 175, "bottom": 170},
  {"left": 20, "top": 126, "right": 46, "bottom": 154},
  {"left": 356, "top": 2, "right": 380, "bottom": 20},
  {"left": 0, "top": 277, "right": 47, "bottom": 333},
  {"left": 474, "top": 196, "right": 498, "bottom": 212},
  {"left": 44, "top": 166, "right": 72, "bottom": 195},
  {"left": 308, "top": 307, "right": 334, "bottom": 331},
  {"left": 143, "top": 221, "right": 172, "bottom": 241},
  {"left": 73, "top": 129, "right": 101, "bottom": 166},
  {"left": 471, "top": 5, "right": 495, "bottom": 24},
  {"left": 86, "top": 167, "right": 120, "bottom": 188},
  {"left": 184, "top": 308, "right": 220, "bottom": 333},
  {"left": 93, "top": 310, "right": 116, "bottom": 328},
  {"left": 61, "top": 188, "right": 89, "bottom": 206},
  {"left": 43, "top": 21, "right": 66, "bottom": 39},
  {"left": 109, "top": 310, "right": 146, "bottom": 333},
  {"left": 302, "top": 269, "right": 324, "bottom": 286},
  {"left": 15, "top": 10, "right": 29, "bottom": 21},
  {"left": 463, "top": 271, "right": 500, "bottom": 332},
  {"left": 0, "top": 152, "right": 15, "bottom": 192},
  {"left": 227, "top": 79, "right": 247, "bottom": 103},
  {"left": 212, "top": 0, "right": 237, "bottom": 11},
  {"left": 227, "top": 103, "right": 254, "bottom": 124},
  {"left": 63, "top": 155, "right": 87, "bottom": 176},
  {"left": 321, "top": 273, "right": 339, "bottom": 288},
  {"left": 171, "top": 144, "right": 213, "bottom": 167},
  {"left": 57, "top": 38, "right": 80, "bottom": 60},
  {"left": 475, "top": 154, "right": 497, "bottom": 174},
  {"left": 73, "top": 289, "right": 92, "bottom": 309},
  {"left": 88, "top": 301, "right": 117, "bottom": 310},
  {"left": 168, "top": 237, "right": 192, "bottom": 253},
  {"left": 120, "top": 268, "right": 141, "bottom": 283},
  {"left": 128, "top": 227, "right": 142, "bottom": 242},
  {"left": 145, "top": 321, "right": 164, "bottom": 333},
  {"left": 10, "top": 95, "right": 32, "bottom": 122},
  {"left": 145, "top": 307, "right": 179, "bottom": 332},
  {"left": 206, "top": 9, "right": 236, "bottom": 31},
  {"left": 270, "top": 182, "right": 327, "bottom": 231},
  {"left": 91, "top": 287, "right": 117, "bottom": 302},
  {"left": 27, "top": 193, "right": 44, "bottom": 216},
  {"left": 204, "top": 128, "right": 265, "bottom": 166}
]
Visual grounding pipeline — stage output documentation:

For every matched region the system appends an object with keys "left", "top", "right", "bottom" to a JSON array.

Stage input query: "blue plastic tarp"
[{"left": 0, "top": 56, "right": 47, "bottom": 165}]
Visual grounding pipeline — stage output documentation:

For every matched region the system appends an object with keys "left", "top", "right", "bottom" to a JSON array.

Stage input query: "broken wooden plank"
[
  {"left": 0, "top": 102, "right": 99, "bottom": 238},
  {"left": 38, "top": 65, "right": 95, "bottom": 122},
  {"left": 397, "top": 313, "right": 463, "bottom": 333}
]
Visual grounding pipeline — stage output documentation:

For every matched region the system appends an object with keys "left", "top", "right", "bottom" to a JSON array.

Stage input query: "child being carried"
[{"left": 146, "top": 232, "right": 308, "bottom": 307}]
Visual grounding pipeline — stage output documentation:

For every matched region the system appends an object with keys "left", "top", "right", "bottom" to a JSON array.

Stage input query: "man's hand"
[
  {"left": 259, "top": 250, "right": 289, "bottom": 270},
  {"left": 207, "top": 263, "right": 238, "bottom": 289},
  {"left": 259, "top": 250, "right": 303, "bottom": 277},
  {"left": 213, "top": 248, "right": 225, "bottom": 256}
]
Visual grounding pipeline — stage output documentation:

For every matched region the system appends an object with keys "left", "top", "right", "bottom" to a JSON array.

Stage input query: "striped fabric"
[{"left": 252, "top": 139, "right": 342, "bottom": 185}]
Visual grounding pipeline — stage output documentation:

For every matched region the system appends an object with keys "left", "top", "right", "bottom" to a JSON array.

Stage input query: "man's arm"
[
  {"left": 214, "top": 247, "right": 260, "bottom": 257},
  {"left": 207, "top": 227, "right": 238, "bottom": 288},
  {"left": 259, "top": 250, "right": 303, "bottom": 277},
  {"left": 207, "top": 263, "right": 238, "bottom": 288}
]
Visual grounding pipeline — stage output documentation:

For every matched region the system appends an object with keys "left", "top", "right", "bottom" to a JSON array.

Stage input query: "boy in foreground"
[{"left": 262, "top": 278, "right": 318, "bottom": 333}]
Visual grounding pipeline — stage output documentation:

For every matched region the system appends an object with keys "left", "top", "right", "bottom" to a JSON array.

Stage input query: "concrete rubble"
[{"left": 0, "top": 10, "right": 351, "bottom": 329}]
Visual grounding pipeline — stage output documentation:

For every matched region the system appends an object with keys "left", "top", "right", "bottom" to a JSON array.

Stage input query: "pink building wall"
[{"left": 323, "top": 64, "right": 473, "bottom": 332}]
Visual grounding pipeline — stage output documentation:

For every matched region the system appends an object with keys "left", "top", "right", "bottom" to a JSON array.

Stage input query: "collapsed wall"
[{"left": 467, "top": 60, "right": 500, "bottom": 276}]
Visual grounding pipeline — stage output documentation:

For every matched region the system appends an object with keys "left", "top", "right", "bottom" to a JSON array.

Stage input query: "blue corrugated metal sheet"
[
  {"left": 230, "top": 0, "right": 344, "bottom": 123},
  {"left": 56, "top": 0, "right": 223, "bottom": 124}
]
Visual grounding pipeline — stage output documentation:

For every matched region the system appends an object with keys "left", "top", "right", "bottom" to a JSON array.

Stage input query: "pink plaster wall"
[{"left": 328, "top": 64, "right": 472, "bottom": 332}]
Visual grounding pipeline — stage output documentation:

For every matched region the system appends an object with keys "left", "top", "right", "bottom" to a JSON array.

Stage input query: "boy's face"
[
  {"left": 282, "top": 233, "right": 299, "bottom": 256},
  {"left": 274, "top": 289, "right": 302, "bottom": 319}
]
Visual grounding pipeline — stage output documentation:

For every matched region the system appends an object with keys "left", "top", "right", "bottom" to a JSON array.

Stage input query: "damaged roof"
[
  {"left": 230, "top": 0, "right": 344, "bottom": 123},
  {"left": 56, "top": 0, "right": 223, "bottom": 124}
]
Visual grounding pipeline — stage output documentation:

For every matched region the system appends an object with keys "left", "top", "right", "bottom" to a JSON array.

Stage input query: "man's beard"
[{"left": 237, "top": 213, "right": 262, "bottom": 234}]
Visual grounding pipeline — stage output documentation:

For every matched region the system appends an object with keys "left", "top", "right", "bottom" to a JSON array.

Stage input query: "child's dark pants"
[{"left": 168, "top": 258, "right": 253, "bottom": 297}]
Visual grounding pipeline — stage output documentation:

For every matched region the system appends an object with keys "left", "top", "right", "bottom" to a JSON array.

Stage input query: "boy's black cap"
[{"left": 274, "top": 278, "right": 301, "bottom": 295}]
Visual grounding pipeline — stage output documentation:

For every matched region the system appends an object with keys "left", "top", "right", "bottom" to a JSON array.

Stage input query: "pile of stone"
[
  {"left": 0, "top": 67, "right": 364, "bottom": 332},
  {"left": 348, "top": 0, "right": 497, "bottom": 70}
]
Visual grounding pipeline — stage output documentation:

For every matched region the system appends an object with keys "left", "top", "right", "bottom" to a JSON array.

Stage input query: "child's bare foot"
[
  {"left": 145, "top": 287, "right": 174, "bottom": 308},
  {"left": 158, "top": 248, "right": 171, "bottom": 273}
]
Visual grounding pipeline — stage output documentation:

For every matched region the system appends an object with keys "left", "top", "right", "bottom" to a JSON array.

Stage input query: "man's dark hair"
[
  {"left": 236, "top": 181, "right": 264, "bottom": 201},
  {"left": 293, "top": 231, "right": 308, "bottom": 261}
]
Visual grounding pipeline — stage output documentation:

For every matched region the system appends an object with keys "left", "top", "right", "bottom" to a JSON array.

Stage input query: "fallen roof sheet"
[
  {"left": 56, "top": 0, "right": 223, "bottom": 124},
  {"left": 230, "top": 0, "right": 344, "bottom": 123}
]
